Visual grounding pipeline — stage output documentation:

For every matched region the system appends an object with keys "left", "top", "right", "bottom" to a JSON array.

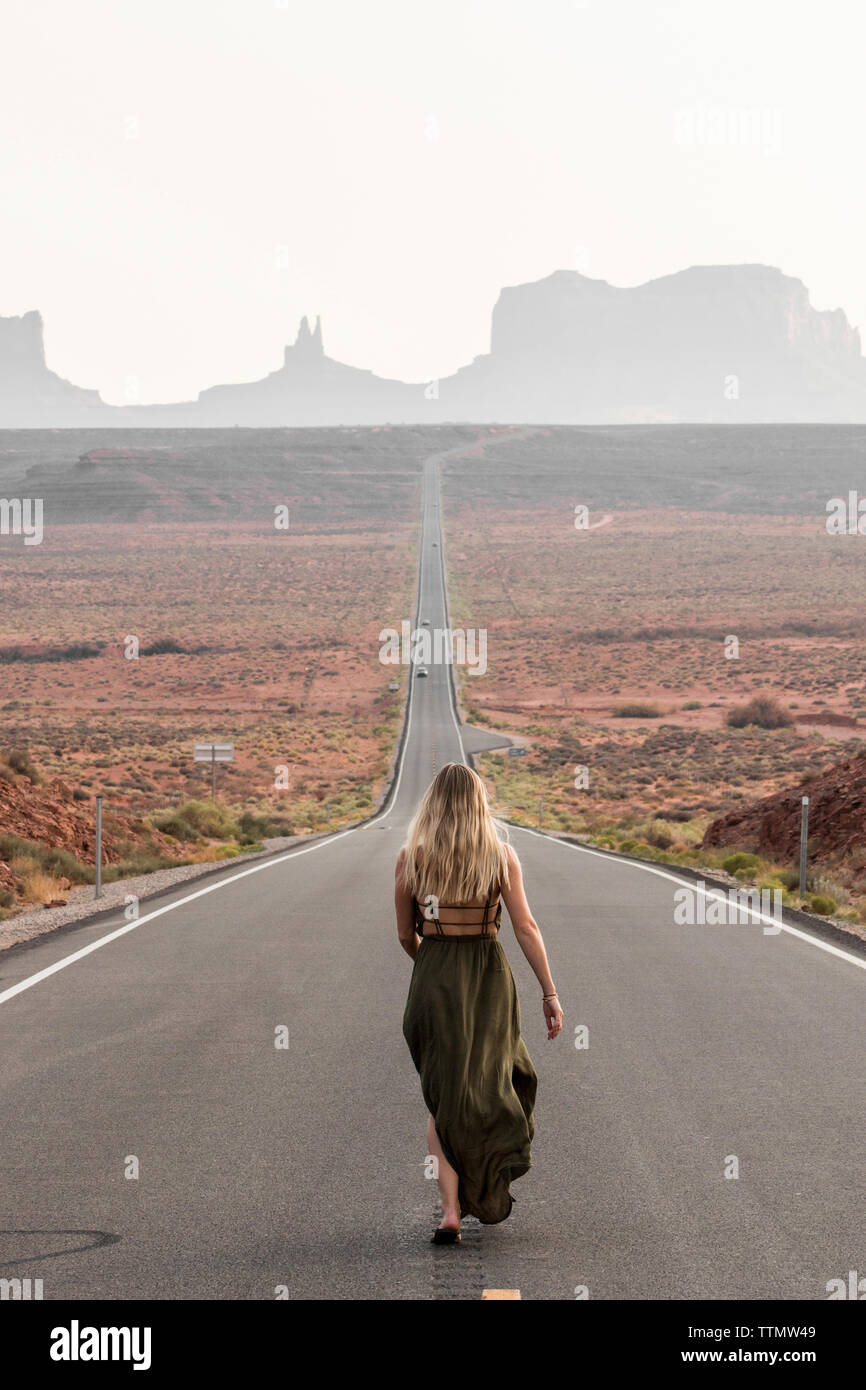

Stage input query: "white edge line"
[
  {"left": 365, "top": 459, "right": 428, "bottom": 820},
  {"left": 510, "top": 824, "right": 866, "bottom": 974},
  {"left": 0, "top": 825, "right": 364, "bottom": 1005}
]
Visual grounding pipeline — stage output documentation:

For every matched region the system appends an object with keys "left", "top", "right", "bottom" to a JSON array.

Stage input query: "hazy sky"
[{"left": 2, "top": 0, "right": 863, "bottom": 404}]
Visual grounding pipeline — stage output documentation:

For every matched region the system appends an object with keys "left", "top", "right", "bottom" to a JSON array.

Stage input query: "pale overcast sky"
[{"left": 1, "top": 0, "right": 863, "bottom": 405}]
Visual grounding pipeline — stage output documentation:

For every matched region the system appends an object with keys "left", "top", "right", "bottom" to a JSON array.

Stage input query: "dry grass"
[{"left": 15, "top": 864, "right": 64, "bottom": 905}]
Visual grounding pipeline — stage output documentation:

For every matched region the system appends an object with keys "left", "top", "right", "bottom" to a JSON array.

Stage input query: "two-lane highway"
[{"left": 2, "top": 452, "right": 865, "bottom": 1300}]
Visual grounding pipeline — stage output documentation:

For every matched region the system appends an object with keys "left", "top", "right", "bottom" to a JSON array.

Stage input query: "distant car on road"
[
  {"left": 415, "top": 666, "right": 429, "bottom": 678},
  {"left": 432, "top": 541, "right": 438, "bottom": 547},
  {"left": 421, "top": 618, "right": 430, "bottom": 626}
]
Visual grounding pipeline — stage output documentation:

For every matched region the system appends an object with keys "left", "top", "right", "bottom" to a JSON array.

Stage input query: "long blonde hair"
[{"left": 399, "top": 763, "right": 510, "bottom": 903}]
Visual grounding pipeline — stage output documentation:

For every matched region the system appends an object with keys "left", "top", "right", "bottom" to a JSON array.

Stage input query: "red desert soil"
[{"left": 0, "top": 425, "right": 521, "bottom": 832}]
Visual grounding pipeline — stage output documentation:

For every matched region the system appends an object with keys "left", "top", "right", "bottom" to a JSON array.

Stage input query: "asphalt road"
[{"left": 2, "top": 452, "right": 865, "bottom": 1301}]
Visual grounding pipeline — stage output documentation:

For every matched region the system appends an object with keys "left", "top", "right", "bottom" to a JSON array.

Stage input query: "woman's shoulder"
[
  {"left": 501, "top": 841, "right": 520, "bottom": 880},
  {"left": 395, "top": 845, "right": 423, "bottom": 875}
]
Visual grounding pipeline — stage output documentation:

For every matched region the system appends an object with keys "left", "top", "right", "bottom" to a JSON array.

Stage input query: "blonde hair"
[{"left": 399, "top": 763, "right": 511, "bottom": 903}]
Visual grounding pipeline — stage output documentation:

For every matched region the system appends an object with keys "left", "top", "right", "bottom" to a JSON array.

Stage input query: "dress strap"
[{"left": 417, "top": 895, "right": 443, "bottom": 935}]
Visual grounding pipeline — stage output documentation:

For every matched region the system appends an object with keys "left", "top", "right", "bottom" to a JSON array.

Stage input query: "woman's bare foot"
[
  {"left": 438, "top": 1205, "right": 461, "bottom": 1233},
  {"left": 426, "top": 1114, "right": 461, "bottom": 1233}
]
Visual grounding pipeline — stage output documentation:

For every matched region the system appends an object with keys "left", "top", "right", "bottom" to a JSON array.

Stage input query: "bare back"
[{"left": 412, "top": 881, "right": 502, "bottom": 937}]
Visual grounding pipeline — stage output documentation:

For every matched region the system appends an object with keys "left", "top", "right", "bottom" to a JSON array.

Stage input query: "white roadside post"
[
  {"left": 799, "top": 795, "right": 809, "bottom": 897},
  {"left": 94, "top": 795, "right": 103, "bottom": 899}
]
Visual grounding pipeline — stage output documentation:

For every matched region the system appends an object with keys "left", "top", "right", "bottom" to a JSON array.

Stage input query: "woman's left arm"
[{"left": 395, "top": 850, "right": 419, "bottom": 960}]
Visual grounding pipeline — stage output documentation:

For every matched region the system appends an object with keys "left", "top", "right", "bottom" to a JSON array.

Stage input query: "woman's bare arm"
[
  {"left": 500, "top": 843, "right": 563, "bottom": 1039},
  {"left": 395, "top": 849, "right": 419, "bottom": 961}
]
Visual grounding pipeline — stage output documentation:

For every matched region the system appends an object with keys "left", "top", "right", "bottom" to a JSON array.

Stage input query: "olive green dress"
[{"left": 402, "top": 888, "right": 538, "bottom": 1224}]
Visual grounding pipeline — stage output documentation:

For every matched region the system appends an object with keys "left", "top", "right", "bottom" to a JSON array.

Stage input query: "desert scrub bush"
[
  {"left": 192, "top": 844, "right": 245, "bottom": 863},
  {"left": 636, "top": 842, "right": 675, "bottom": 863},
  {"left": 811, "top": 875, "right": 850, "bottom": 905},
  {"left": 104, "top": 852, "right": 194, "bottom": 880},
  {"left": 5, "top": 748, "right": 41, "bottom": 783},
  {"left": 662, "top": 818, "right": 706, "bottom": 846},
  {"left": 16, "top": 865, "right": 65, "bottom": 905},
  {"left": 0, "top": 834, "right": 91, "bottom": 883},
  {"left": 727, "top": 695, "right": 794, "bottom": 730},
  {"left": 139, "top": 638, "right": 190, "bottom": 656},
  {"left": 675, "top": 846, "right": 706, "bottom": 863},
  {"left": 0, "top": 642, "right": 100, "bottom": 664},
  {"left": 757, "top": 874, "right": 786, "bottom": 892},
  {"left": 682, "top": 701, "right": 702, "bottom": 710},
  {"left": 722, "top": 852, "right": 761, "bottom": 875},
  {"left": 809, "top": 895, "right": 837, "bottom": 915},
  {"left": 237, "top": 810, "right": 288, "bottom": 843},
  {"left": 644, "top": 821, "right": 675, "bottom": 850},
  {"left": 612, "top": 702, "right": 662, "bottom": 719},
  {"left": 151, "top": 811, "right": 201, "bottom": 842},
  {"left": 168, "top": 799, "right": 239, "bottom": 840}
]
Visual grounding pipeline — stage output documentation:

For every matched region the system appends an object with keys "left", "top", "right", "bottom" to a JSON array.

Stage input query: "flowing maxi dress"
[{"left": 402, "top": 885, "right": 538, "bottom": 1224}]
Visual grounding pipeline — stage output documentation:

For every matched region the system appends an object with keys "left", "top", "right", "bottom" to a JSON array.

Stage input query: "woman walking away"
[{"left": 395, "top": 763, "right": 563, "bottom": 1243}]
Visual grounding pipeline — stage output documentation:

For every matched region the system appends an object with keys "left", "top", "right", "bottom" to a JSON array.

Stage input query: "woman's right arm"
[{"left": 500, "top": 844, "right": 563, "bottom": 1040}]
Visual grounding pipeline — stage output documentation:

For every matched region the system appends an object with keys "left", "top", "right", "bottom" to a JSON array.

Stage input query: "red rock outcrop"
[
  {"left": 702, "top": 749, "right": 866, "bottom": 864},
  {"left": 0, "top": 774, "right": 123, "bottom": 862},
  {"left": 0, "top": 769, "right": 185, "bottom": 905}
]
